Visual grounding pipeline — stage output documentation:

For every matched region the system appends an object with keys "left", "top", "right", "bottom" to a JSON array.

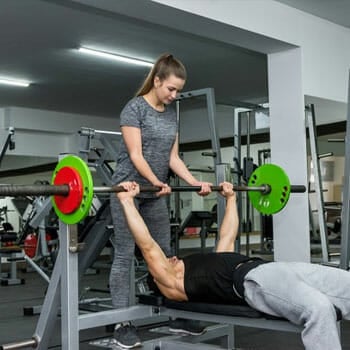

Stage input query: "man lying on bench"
[{"left": 116, "top": 181, "right": 350, "bottom": 350}]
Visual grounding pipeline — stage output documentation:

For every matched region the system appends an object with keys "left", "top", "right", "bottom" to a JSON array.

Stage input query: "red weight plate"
[
  {"left": 53, "top": 166, "right": 83, "bottom": 214},
  {"left": 24, "top": 233, "right": 37, "bottom": 258}
]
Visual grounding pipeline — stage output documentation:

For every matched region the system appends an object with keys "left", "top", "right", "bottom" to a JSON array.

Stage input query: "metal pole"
[
  {"left": 340, "top": 71, "right": 350, "bottom": 270},
  {"left": 245, "top": 111, "right": 252, "bottom": 256},
  {"left": 306, "top": 104, "right": 329, "bottom": 263},
  {"left": 61, "top": 223, "right": 80, "bottom": 349},
  {"left": 0, "top": 339, "right": 37, "bottom": 350},
  {"left": 233, "top": 108, "right": 242, "bottom": 253},
  {"left": 0, "top": 127, "right": 15, "bottom": 168}
]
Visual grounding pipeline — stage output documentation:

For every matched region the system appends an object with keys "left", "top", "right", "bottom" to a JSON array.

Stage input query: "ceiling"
[
  {"left": 0, "top": 0, "right": 348, "bottom": 125},
  {"left": 275, "top": 0, "right": 350, "bottom": 29},
  {"left": 0, "top": 0, "right": 270, "bottom": 119}
]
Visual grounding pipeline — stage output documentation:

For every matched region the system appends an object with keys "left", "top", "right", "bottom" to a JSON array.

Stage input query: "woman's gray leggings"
[
  {"left": 244, "top": 262, "right": 350, "bottom": 350},
  {"left": 109, "top": 194, "right": 171, "bottom": 309}
]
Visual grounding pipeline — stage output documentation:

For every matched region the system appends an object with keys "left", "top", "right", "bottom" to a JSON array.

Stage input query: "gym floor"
[{"left": 1, "top": 259, "right": 350, "bottom": 350}]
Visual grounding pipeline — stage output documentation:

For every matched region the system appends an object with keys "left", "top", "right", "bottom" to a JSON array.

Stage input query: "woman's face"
[{"left": 154, "top": 74, "right": 185, "bottom": 105}]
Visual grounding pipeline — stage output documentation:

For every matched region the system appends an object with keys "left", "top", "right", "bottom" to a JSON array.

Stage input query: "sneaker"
[
  {"left": 168, "top": 318, "right": 206, "bottom": 336},
  {"left": 113, "top": 322, "right": 142, "bottom": 349}
]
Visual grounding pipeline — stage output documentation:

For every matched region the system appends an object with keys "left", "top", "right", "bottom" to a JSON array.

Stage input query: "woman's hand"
[
  {"left": 152, "top": 180, "right": 172, "bottom": 197},
  {"left": 192, "top": 181, "right": 212, "bottom": 196}
]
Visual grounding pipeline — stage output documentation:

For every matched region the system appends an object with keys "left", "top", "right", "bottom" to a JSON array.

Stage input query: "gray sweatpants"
[
  {"left": 244, "top": 262, "right": 350, "bottom": 350},
  {"left": 109, "top": 194, "right": 171, "bottom": 308}
]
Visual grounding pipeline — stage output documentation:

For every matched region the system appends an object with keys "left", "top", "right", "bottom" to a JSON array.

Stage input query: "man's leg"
[
  {"left": 289, "top": 262, "right": 350, "bottom": 320},
  {"left": 244, "top": 262, "right": 341, "bottom": 350}
]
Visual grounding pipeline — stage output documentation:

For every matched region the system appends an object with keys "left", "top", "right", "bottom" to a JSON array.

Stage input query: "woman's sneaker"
[
  {"left": 113, "top": 322, "right": 142, "bottom": 349},
  {"left": 168, "top": 318, "right": 206, "bottom": 335}
]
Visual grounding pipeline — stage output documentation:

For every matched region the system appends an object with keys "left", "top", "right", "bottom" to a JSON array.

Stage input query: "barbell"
[{"left": 0, "top": 155, "right": 306, "bottom": 224}]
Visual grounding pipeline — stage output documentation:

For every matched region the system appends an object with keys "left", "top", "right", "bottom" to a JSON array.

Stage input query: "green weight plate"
[
  {"left": 51, "top": 155, "right": 94, "bottom": 224},
  {"left": 248, "top": 164, "right": 291, "bottom": 215}
]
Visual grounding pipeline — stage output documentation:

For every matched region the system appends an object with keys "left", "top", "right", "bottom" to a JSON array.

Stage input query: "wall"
[
  {"left": 152, "top": 0, "right": 350, "bottom": 104},
  {"left": 0, "top": 107, "right": 118, "bottom": 170},
  {"left": 0, "top": 101, "right": 245, "bottom": 168}
]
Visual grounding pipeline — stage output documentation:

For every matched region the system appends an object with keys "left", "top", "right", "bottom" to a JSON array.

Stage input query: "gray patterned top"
[{"left": 112, "top": 96, "right": 178, "bottom": 197}]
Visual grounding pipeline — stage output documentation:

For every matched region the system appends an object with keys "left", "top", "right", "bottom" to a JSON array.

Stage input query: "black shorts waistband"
[{"left": 233, "top": 259, "right": 269, "bottom": 299}]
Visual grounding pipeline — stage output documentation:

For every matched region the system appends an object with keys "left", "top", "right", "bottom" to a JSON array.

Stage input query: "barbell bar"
[
  {"left": 0, "top": 155, "right": 306, "bottom": 224},
  {"left": 0, "top": 183, "right": 306, "bottom": 197},
  {"left": 95, "top": 184, "right": 272, "bottom": 193},
  {"left": 0, "top": 184, "right": 270, "bottom": 196}
]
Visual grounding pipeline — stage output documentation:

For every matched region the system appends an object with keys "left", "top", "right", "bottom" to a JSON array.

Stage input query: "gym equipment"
[
  {"left": 51, "top": 155, "right": 93, "bottom": 224},
  {"left": 248, "top": 163, "right": 295, "bottom": 215},
  {"left": 306, "top": 104, "right": 329, "bottom": 263},
  {"left": 0, "top": 148, "right": 306, "bottom": 350},
  {"left": 340, "top": 73, "right": 350, "bottom": 270},
  {"left": 0, "top": 244, "right": 25, "bottom": 286},
  {"left": 178, "top": 211, "right": 216, "bottom": 253},
  {"left": 91, "top": 292, "right": 307, "bottom": 350},
  {"left": 0, "top": 221, "right": 25, "bottom": 286},
  {"left": 8, "top": 214, "right": 341, "bottom": 350},
  {"left": 23, "top": 233, "right": 37, "bottom": 258},
  {"left": 0, "top": 219, "right": 310, "bottom": 350},
  {"left": 251, "top": 148, "right": 274, "bottom": 255},
  {"left": 0, "top": 127, "right": 15, "bottom": 168},
  {"left": 23, "top": 232, "right": 54, "bottom": 259},
  {"left": 0, "top": 156, "right": 306, "bottom": 224}
]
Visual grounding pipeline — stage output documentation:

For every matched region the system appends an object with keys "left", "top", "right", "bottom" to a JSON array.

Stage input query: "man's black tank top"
[{"left": 183, "top": 252, "right": 268, "bottom": 305}]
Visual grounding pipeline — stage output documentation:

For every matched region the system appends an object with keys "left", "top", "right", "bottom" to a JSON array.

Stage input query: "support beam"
[{"left": 268, "top": 48, "right": 310, "bottom": 262}]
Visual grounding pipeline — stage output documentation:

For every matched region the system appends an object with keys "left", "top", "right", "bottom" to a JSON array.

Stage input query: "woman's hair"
[{"left": 135, "top": 53, "right": 187, "bottom": 96}]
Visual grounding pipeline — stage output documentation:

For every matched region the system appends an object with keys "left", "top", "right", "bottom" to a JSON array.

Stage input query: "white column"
[{"left": 268, "top": 48, "right": 310, "bottom": 262}]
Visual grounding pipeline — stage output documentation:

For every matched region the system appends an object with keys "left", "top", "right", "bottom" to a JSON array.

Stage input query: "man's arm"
[
  {"left": 215, "top": 183, "right": 239, "bottom": 252},
  {"left": 116, "top": 182, "right": 175, "bottom": 288}
]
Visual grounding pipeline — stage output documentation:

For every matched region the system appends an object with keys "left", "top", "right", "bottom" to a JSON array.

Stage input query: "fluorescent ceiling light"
[
  {"left": 78, "top": 47, "right": 153, "bottom": 68},
  {"left": 0, "top": 78, "right": 30, "bottom": 87}
]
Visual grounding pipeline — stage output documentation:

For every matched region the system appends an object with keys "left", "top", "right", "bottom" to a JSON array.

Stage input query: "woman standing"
[{"left": 110, "top": 53, "right": 212, "bottom": 348}]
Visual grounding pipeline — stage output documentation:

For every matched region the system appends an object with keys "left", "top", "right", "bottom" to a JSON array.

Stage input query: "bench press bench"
[{"left": 135, "top": 293, "right": 342, "bottom": 350}]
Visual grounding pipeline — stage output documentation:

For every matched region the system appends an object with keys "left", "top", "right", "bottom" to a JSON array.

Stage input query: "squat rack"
[{"left": 175, "top": 88, "right": 229, "bottom": 234}]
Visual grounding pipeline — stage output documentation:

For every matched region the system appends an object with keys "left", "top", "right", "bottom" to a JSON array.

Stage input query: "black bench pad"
[
  {"left": 138, "top": 294, "right": 262, "bottom": 318},
  {"left": 164, "top": 299, "right": 263, "bottom": 318},
  {"left": 138, "top": 294, "right": 343, "bottom": 321}
]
